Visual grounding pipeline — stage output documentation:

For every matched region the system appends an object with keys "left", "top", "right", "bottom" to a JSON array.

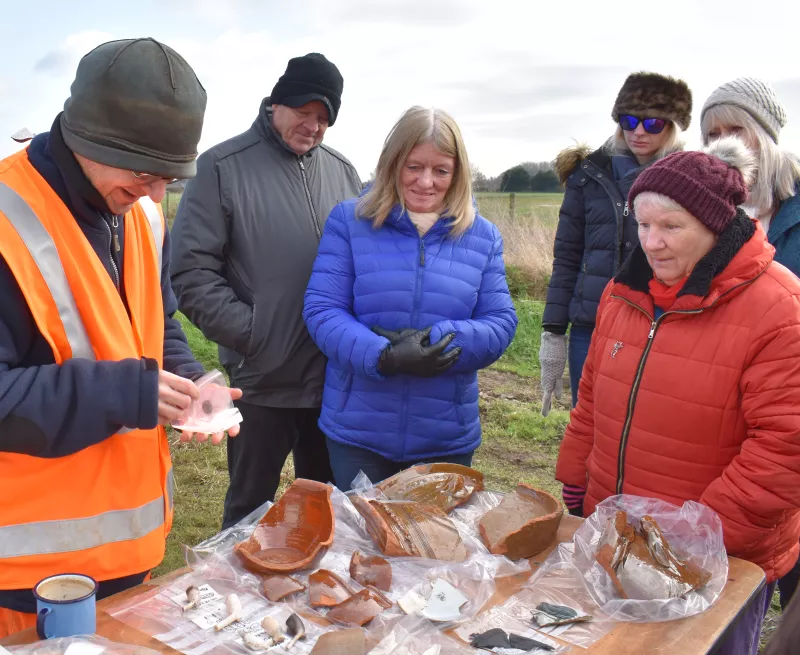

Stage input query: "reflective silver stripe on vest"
[
  {"left": 0, "top": 182, "right": 95, "bottom": 361},
  {"left": 0, "top": 494, "right": 166, "bottom": 558},
  {"left": 138, "top": 196, "right": 164, "bottom": 273}
]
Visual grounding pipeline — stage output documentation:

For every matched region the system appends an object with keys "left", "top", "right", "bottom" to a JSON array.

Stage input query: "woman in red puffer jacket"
[{"left": 556, "top": 137, "right": 800, "bottom": 655}]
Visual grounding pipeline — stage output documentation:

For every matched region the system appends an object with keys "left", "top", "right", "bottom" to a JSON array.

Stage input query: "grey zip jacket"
[{"left": 170, "top": 99, "right": 362, "bottom": 406}]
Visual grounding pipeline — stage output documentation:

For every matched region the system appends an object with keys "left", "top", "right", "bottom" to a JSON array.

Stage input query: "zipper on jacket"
[
  {"left": 586, "top": 159, "right": 628, "bottom": 272},
  {"left": 610, "top": 272, "right": 763, "bottom": 493},
  {"left": 106, "top": 216, "right": 121, "bottom": 291},
  {"left": 399, "top": 234, "right": 428, "bottom": 459},
  {"left": 298, "top": 158, "right": 322, "bottom": 239}
]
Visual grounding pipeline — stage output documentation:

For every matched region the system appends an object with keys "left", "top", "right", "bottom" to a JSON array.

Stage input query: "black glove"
[
  {"left": 567, "top": 504, "right": 584, "bottom": 518},
  {"left": 375, "top": 327, "right": 461, "bottom": 377},
  {"left": 372, "top": 326, "right": 421, "bottom": 345}
]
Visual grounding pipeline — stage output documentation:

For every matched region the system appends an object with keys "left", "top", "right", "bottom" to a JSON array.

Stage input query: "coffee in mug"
[
  {"left": 34, "top": 573, "right": 98, "bottom": 638},
  {"left": 37, "top": 577, "right": 95, "bottom": 602}
]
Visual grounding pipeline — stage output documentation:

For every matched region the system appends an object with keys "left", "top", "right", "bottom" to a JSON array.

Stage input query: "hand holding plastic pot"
[{"left": 171, "top": 370, "right": 243, "bottom": 445}]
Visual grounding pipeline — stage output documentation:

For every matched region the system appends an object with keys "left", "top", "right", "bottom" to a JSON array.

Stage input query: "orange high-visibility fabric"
[
  {"left": 0, "top": 149, "right": 172, "bottom": 590},
  {"left": 0, "top": 606, "right": 36, "bottom": 639}
]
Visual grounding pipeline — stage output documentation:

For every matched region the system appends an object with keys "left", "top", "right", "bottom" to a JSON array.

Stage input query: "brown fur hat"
[{"left": 611, "top": 72, "right": 693, "bottom": 130}]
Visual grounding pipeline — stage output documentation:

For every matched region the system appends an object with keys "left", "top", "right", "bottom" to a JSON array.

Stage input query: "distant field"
[{"left": 161, "top": 190, "right": 564, "bottom": 299}]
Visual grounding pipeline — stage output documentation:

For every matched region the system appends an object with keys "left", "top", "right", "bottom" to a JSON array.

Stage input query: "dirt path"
[{"left": 474, "top": 368, "right": 569, "bottom": 497}]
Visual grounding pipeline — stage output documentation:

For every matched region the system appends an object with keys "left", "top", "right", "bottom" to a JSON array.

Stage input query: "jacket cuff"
[
  {"left": 136, "top": 358, "right": 160, "bottom": 429},
  {"left": 364, "top": 338, "right": 390, "bottom": 379},
  {"left": 543, "top": 323, "right": 568, "bottom": 336}
]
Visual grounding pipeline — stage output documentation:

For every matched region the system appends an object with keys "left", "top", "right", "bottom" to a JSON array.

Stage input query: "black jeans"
[
  {"left": 778, "top": 547, "right": 800, "bottom": 610},
  {"left": 221, "top": 402, "right": 333, "bottom": 529}
]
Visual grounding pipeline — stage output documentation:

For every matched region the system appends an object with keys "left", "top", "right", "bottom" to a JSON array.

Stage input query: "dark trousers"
[
  {"left": 568, "top": 324, "right": 594, "bottom": 407},
  {"left": 714, "top": 581, "right": 776, "bottom": 655},
  {"left": 326, "top": 436, "right": 474, "bottom": 491},
  {"left": 221, "top": 402, "right": 333, "bottom": 529},
  {"left": 778, "top": 549, "right": 800, "bottom": 610}
]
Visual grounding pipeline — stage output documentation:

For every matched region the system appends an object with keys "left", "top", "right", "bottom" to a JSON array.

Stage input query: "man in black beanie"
[
  {"left": 0, "top": 38, "right": 239, "bottom": 637},
  {"left": 171, "top": 53, "right": 362, "bottom": 529}
]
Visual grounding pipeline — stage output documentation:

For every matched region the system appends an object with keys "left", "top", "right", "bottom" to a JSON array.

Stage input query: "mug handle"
[{"left": 36, "top": 607, "right": 52, "bottom": 639}]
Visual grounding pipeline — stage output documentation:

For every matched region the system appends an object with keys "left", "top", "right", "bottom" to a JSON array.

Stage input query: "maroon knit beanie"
[{"left": 629, "top": 141, "right": 751, "bottom": 234}]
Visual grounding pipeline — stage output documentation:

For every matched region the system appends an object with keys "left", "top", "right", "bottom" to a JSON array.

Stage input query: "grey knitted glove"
[{"left": 539, "top": 332, "right": 567, "bottom": 416}]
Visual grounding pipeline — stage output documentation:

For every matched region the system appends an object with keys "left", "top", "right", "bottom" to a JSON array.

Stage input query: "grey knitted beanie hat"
[
  {"left": 61, "top": 37, "right": 207, "bottom": 178},
  {"left": 701, "top": 77, "right": 787, "bottom": 143}
]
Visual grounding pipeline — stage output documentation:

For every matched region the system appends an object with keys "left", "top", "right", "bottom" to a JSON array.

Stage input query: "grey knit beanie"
[
  {"left": 701, "top": 77, "right": 787, "bottom": 143},
  {"left": 61, "top": 38, "right": 207, "bottom": 179}
]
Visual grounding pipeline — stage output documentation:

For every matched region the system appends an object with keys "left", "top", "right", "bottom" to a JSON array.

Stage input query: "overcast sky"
[{"left": 2, "top": 0, "right": 799, "bottom": 179}]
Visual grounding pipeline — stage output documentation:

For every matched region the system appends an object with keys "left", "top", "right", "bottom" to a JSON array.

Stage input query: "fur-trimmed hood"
[{"left": 555, "top": 143, "right": 592, "bottom": 185}]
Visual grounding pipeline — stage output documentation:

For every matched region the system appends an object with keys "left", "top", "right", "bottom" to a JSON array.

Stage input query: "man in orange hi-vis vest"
[{"left": 0, "top": 38, "right": 242, "bottom": 637}]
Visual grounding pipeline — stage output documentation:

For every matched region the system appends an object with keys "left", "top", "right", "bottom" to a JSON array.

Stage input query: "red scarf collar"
[{"left": 648, "top": 276, "right": 688, "bottom": 311}]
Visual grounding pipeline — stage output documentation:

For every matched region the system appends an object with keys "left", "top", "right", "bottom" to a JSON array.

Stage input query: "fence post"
[{"left": 509, "top": 192, "right": 516, "bottom": 221}]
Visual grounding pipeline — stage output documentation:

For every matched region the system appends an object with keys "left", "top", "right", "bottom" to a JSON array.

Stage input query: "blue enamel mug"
[{"left": 33, "top": 573, "right": 97, "bottom": 639}]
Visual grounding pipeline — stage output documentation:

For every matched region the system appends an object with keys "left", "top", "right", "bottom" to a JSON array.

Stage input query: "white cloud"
[{"left": 2, "top": 1, "right": 800, "bottom": 179}]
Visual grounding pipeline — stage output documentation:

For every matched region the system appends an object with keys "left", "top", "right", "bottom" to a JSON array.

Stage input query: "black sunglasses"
[{"left": 618, "top": 115, "right": 667, "bottom": 135}]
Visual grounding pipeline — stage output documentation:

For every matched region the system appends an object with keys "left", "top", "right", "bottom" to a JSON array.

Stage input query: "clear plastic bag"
[
  {"left": 498, "top": 561, "right": 615, "bottom": 649},
  {"left": 107, "top": 569, "right": 326, "bottom": 655},
  {"left": 366, "top": 614, "right": 476, "bottom": 654},
  {"left": 542, "top": 494, "right": 728, "bottom": 623},
  {"left": 172, "top": 369, "right": 242, "bottom": 434},
  {"left": 5, "top": 636, "right": 161, "bottom": 655},
  {"left": 453, "top": 607, "right": 571, "bottom": 654}
]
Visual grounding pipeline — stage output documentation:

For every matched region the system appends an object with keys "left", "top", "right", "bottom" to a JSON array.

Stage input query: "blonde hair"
[
  {"left": 608, "top": 121, "right": 685, "bottom": 161},
  {"left": 358, "top": 106, "right": 475, "bottom": 235},
  {"left": 701, "top": 104, "right": 800, "bottom": 216}
]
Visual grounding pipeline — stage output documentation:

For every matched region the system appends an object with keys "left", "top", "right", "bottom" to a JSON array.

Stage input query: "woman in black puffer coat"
[{"left": 538, "top": 72, "right": 692, "bottom": 426}]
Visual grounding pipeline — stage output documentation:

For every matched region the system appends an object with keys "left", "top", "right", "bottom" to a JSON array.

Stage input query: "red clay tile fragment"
[
  {"left": 349, "top": 550, "right": 392, "bottom": 591},
  {"left": 261, "top": 574, "right": 306, "bottom": 602},
  {"left": 326, "top": 587, "right": 392, "bottom": 626},
  {"left": 351, "top": 496, "right": 467, "bottom": 562},
  {"left": 377, "top": 463, "right": 484, "bottom": 513},
  {"left": 309, "top": 569, "right": 355, "bottom": 608},
  {"left": 478, "top": 484, "right": 562, "bottom": 559},
  {"left": 233, "top": 479, "right": 335, "bottom": 575}
]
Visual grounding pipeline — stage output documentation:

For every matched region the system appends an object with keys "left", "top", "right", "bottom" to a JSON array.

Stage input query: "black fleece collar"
[{"left": 614, "top": 210, "right": 757, "bottom": 297}]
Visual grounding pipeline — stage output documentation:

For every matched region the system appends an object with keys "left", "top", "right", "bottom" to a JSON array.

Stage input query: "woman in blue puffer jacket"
[{"left": 303, "top": 106, "right": 517, "bottom": 489}]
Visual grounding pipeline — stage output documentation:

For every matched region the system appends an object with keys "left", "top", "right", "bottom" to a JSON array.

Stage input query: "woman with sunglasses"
[{"left": 539, "top": 72, "right": 692, "bottom": 423}]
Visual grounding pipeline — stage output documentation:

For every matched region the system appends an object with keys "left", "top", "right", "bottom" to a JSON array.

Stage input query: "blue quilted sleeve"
[
  {"left": 303, "top": 203, "right": 390, "bottom": 379},
  {"left": 429, "top": 227, "right": 518, "bottom": 372}
]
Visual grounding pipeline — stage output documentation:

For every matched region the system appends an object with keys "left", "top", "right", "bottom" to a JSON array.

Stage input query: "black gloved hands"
[{"left": 373, "top": 326, "right": 461, "bottom": 377}]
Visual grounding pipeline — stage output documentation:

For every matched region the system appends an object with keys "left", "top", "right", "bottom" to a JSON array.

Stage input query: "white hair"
[
  {"left": 633, "top": 191, "right": 685, "bottom": 216},
  {"left": 701, "top": 104, "right": 800, "bottom": 215}
]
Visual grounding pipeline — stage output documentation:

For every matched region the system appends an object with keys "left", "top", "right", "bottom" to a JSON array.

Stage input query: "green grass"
[
  {"left": 494, "top": 298, "right": 544, "bottom": 378},
  {"left": 477, "top": 192, "right": 563, "bottom": 205},
  {"left": 162, "top": 191, "right": 182, "bottom": 226}
]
